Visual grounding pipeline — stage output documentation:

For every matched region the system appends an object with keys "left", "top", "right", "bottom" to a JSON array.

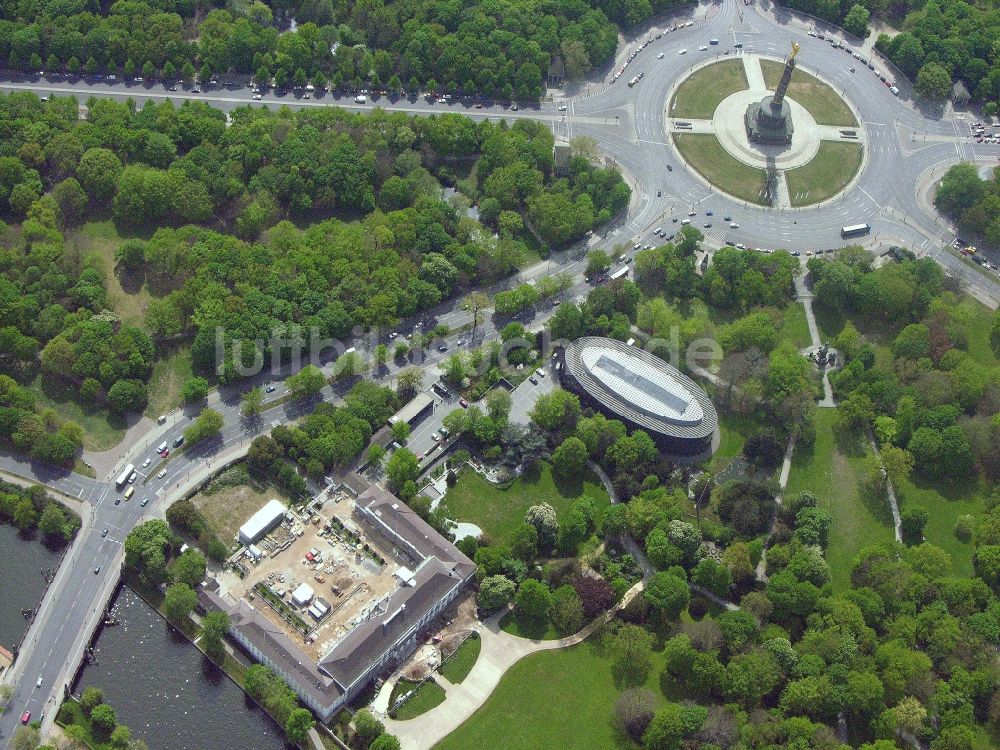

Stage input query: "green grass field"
[
  {"left": 780, "top": 302, "right": 813, "bottom": 349},
  {"left": 783, "top": 410, "right": 894, "bottom": 589},
  {"left": 145, "top": 345, "right": 196, "bottom": 419},
  {"left": 760, "top": 61, "right": 858, "bottom": 126},
  {"left": 439, "top": 633, "right": 481, "bottom": 684},
  {"left": 500, "top": 609, "right": 561, "bottom": 641},
  {"left": 435, "top": 634, "right": 670, "bottom": 750},
  {"left": 673, "top": 133, "right": 770, "bottom": 205},
  {"left": 70, "top": 221, "right": 153, "bottom": 331},
  {"left": 895, "top": 475, "right": 985, "bottom": 577},
  {"left": 670, "top": 59, "right": 749, "bottom": 119},
  {"left": 786, "top": 142, "right": 863, "bottom": 206},
  {"left": 391, "top": 679, "right": 447, "bottom": 720},
  {"left": 28, "top": 375, "right": 127, "bottom": 451},
  {"left": 443, "top": 462, "right": 610, "bottom": 547}
]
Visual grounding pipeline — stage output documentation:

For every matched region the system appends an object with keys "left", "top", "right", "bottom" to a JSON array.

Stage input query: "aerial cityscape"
[{"left": 0, "top": 0, "right": 999, "bottom": 748}]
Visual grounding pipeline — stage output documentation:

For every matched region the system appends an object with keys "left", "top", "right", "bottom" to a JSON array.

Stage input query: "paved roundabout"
[{"left": 665, "top": 52, "right": 864, "bottom": 207}]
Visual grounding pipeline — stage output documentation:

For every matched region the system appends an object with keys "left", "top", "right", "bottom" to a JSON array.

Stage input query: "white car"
[
  {"left": 157, "top": 469, "right": 167, "bottom": 479},
  {"left": 678, "top": 48, "right": 688, "bottom": 55},
  {"left": 142, "top": 457, "right": 151, "bottom": 468},
  {"left": 558, "top": 105, "right": 567, "bottom": 111},
  {"left": 252, "top": 93, "right": 262, "bottom": 100},
  {"left": 730, "top": 222, "right": 739, "bottom": 228},
  {"left": 699, "top": 45, "right": 708, "bottom": 51},
  {"left": 657, "top": 52, "right": 664, "bottom": 59}
]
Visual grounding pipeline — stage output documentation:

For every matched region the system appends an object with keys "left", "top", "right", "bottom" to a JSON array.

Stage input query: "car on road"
[
  {"left": 168, "top": 84, "right": 177, "bottom": 91},
  {"left": 191, "top": 87, "right": 201, "bottom": 93},
  {"left": 253, "top": 94, "right": 262, "bottom": 100},
  {"left": 536, "top": 368, "right": 546, "bottom": 377},
  {"left": 724, "top": 215, "right": 731, "bottom": 221},
  {"left": 656, "top": 189, "right": 661, "bottom": 196},
  {"left": 432, "top": 434, "right": 441, "bottom": 442},
  {"left": 730, "top": 222, "right": 739, "bottom": 228},
  {"left": 688, "top": 211, "right": 696, "bottom": 216},
  {"left": 265, "top": 385, "right": 276, "bottom": 393},
  {"left": 699, "top": 45, "right": 708, "bottom": 51},
  {"left": 21, "top": 711, "right": 30, "bottom": 724},
  {"left": 680, "top": 218, "right": 691, "bottom": 224},
  {"left": 511, "top": 104, "right": 518, "bottom": 111},
  {"left": 666, "top": 164, "right": 672, "bottom": 171},
  {"left": 141, "top": 497, "right": 149, "bottom": 507},
  {"left": 704, "top": 222, "right": 712, "bottom": 228},
  {"left": 102, "top": 528, "right": 108, "bottom": 537},
  {"left": 142, "top": 457, "right": 151, "bottom": 468},
  {"left": 678, "top": 48, "right": 687, "bottom": 54},
  {"left": 558, "top": 105, "right": 567, "bottom": 111},
  {"left": 114, "top": 497, "right": 120, "bottom": 505},
  {"left": 36, "top": 676, "right": 42, "bottom": 687},
  {"left": 791, "top": 250, "right": 801, "bottom": 256},
  {"left": 172, "top": 435, "right": 184, "bottom": 447},
  {"left": 706, "top": 210, "right": 713, "bottom": 216},
  {"left": 93, "top": 566, "right": 101, "bottom": 575},
  {"left": 157, "top": 469, "right": 167, "bottom": 479},
  {"left": 528, "top": 376, "right": 538, "bottom": 384},
  {"left": 657, "top": 52, "right": 664, "bottom": 59}
]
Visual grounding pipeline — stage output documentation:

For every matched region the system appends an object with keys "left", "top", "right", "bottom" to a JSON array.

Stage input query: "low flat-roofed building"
[
  {"left": 291, "top": 583, "right": 315, "bottom": 607},
  {"left": 387, "top": 392, "right": 433, "bottom": 427},
  {"left": 239, "top": 499, "right": 286, "bottom": 546}
]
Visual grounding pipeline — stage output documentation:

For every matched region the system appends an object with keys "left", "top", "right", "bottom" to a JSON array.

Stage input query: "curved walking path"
[{"left": 380, "top": 579, "right": 645, "bottom": 750}]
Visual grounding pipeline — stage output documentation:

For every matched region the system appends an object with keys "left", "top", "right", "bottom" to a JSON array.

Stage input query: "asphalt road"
[{"left": 3, "top": 0, "right": 1000, "bottom": 744}]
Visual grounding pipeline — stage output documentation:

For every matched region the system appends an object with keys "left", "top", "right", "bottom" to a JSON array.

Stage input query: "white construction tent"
[{"left": 238, "top": 499, "right": 287, "bottom": 546}]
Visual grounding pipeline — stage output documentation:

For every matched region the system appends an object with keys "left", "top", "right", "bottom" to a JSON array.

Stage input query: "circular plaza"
[{"left": 666, "top": 50, "right": 864, "bottom": 208}]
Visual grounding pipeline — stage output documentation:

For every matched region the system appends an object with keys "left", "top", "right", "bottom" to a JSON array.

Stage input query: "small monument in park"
[{"left": 745, "top": 42, "right": 799, "bottom": 145}]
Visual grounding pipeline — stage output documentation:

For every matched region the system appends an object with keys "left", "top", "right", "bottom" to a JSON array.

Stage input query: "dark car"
[
  {"left": 172, "top": 435, "right": 184, "bottom": 448},
  {"left": 265, "top": 385, "right": 276, "bottom": 393}
]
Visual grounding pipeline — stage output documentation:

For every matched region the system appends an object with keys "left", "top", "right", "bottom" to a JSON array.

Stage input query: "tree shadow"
[{"left": 552, "top": 469, "right": 585, "bottom": 498}]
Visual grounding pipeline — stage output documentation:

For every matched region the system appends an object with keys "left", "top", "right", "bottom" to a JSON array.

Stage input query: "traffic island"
[
  {"left": 669, "top": 58, "right": 748, "bottom": 119},
  {"left": 666, "top": 54, "right": 864, "bottom": 208},
  {"left": 786, "top": 141, "right": 864, "bottom": 206},
  {"left": 672, "top": 133, "right": 771, "bottom": 205}
]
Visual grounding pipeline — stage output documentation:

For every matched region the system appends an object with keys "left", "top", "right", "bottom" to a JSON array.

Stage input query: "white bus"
[
  {"left": 609, "top": 267, "right": 630, "bottom": 280},
  {"left": 841, "top": 223, "right": 871, "bottom": 239},
  {"left": 115, "top": 463, "right": 135, "bottom": 490}
]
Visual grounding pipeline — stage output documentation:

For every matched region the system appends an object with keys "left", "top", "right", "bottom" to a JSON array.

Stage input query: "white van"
[
  {"left": 354, "top": 94, "right": 367, "bottom": 103},
  {"left": 156, "top": 442, "right": 168, "bottom": 454}
]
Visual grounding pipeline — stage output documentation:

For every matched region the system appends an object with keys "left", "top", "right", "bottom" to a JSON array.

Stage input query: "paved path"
[
  {"left": 380, "top": 580, "right": 645, "bottom": 750},
  {"left": 795, "top": 269, "right": 836, "bottom": 406},
  {"left": 865, "top": 426, "right": 903, "bottom": 541}
]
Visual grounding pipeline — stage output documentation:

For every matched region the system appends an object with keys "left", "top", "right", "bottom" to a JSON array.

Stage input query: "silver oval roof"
[{"left": 563, "top": 337, "right": 718, "bottom": 441}]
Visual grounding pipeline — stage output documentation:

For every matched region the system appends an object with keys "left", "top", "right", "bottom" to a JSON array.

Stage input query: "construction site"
[{"left": 217, "top": 487, "right": 409, "bottom": 662}]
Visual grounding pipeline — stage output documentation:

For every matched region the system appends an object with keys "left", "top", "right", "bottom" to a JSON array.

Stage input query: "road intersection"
[{"left": 2, "top": 0, "right": 1000, "bottom": 745}]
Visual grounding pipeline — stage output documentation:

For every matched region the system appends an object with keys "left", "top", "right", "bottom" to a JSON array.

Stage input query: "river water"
[
  {"left": 75, "top": 587, "right": 288, "bottom": 750},
  {"left": 0, "top": 524, "right": 63, "bottom": 653}
]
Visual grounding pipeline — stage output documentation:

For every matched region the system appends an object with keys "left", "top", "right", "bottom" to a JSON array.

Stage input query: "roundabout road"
[{"left": 1, "top": 0, "right": 999, "bottom": 304}]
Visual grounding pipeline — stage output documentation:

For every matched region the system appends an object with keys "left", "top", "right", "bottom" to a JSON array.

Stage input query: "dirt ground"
[{"left": 192, "top": 483, "right": 279, "bottom": 544}]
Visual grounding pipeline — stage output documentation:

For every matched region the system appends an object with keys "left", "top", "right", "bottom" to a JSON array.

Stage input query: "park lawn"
[
  {"left": 780, "top": 302, "right": 812, "bottom": 349},
  {"left": 760, "top": 61, "right": 858, "bottom": 126},
  {"left": 435, "top": 634, "right": 670, "bottom": 750},
  {"left": 670, "top": 59, "right": 748, "bottom": 119},
  {"left": 70, "top": 221, "right": 153, "bottom": 331},
  {"left": 391, "top": 679, "right": 446, "bottom": 720},
  {"left": 785, "top": 142, "right": 862, "bottom": 206},
  {"left": 956, "top": 295, "right": 998, "bottom": 367},
  {"left": 672, "top": 134, "right": 770, "bottom": 205},
  {"left": 500, "top": 609, "right": 561, "bottom": 641},
  {"left": 443, "top": 462, "right": 610, "bottom": 547},
  {"left": 895, "top": 475, "right": 986, "bottom": 577},
  {"left": 783, "top": 410, "right": 894, "bottom": 590},
  {"left": 439, "top": 633, "right": 481, "bottom": 684},
  {"left": 145, "top": 345, "right": 195, "bottom": 419},
  {"left": 27, "top": 375, "right": 127, "bottom": 451}
]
